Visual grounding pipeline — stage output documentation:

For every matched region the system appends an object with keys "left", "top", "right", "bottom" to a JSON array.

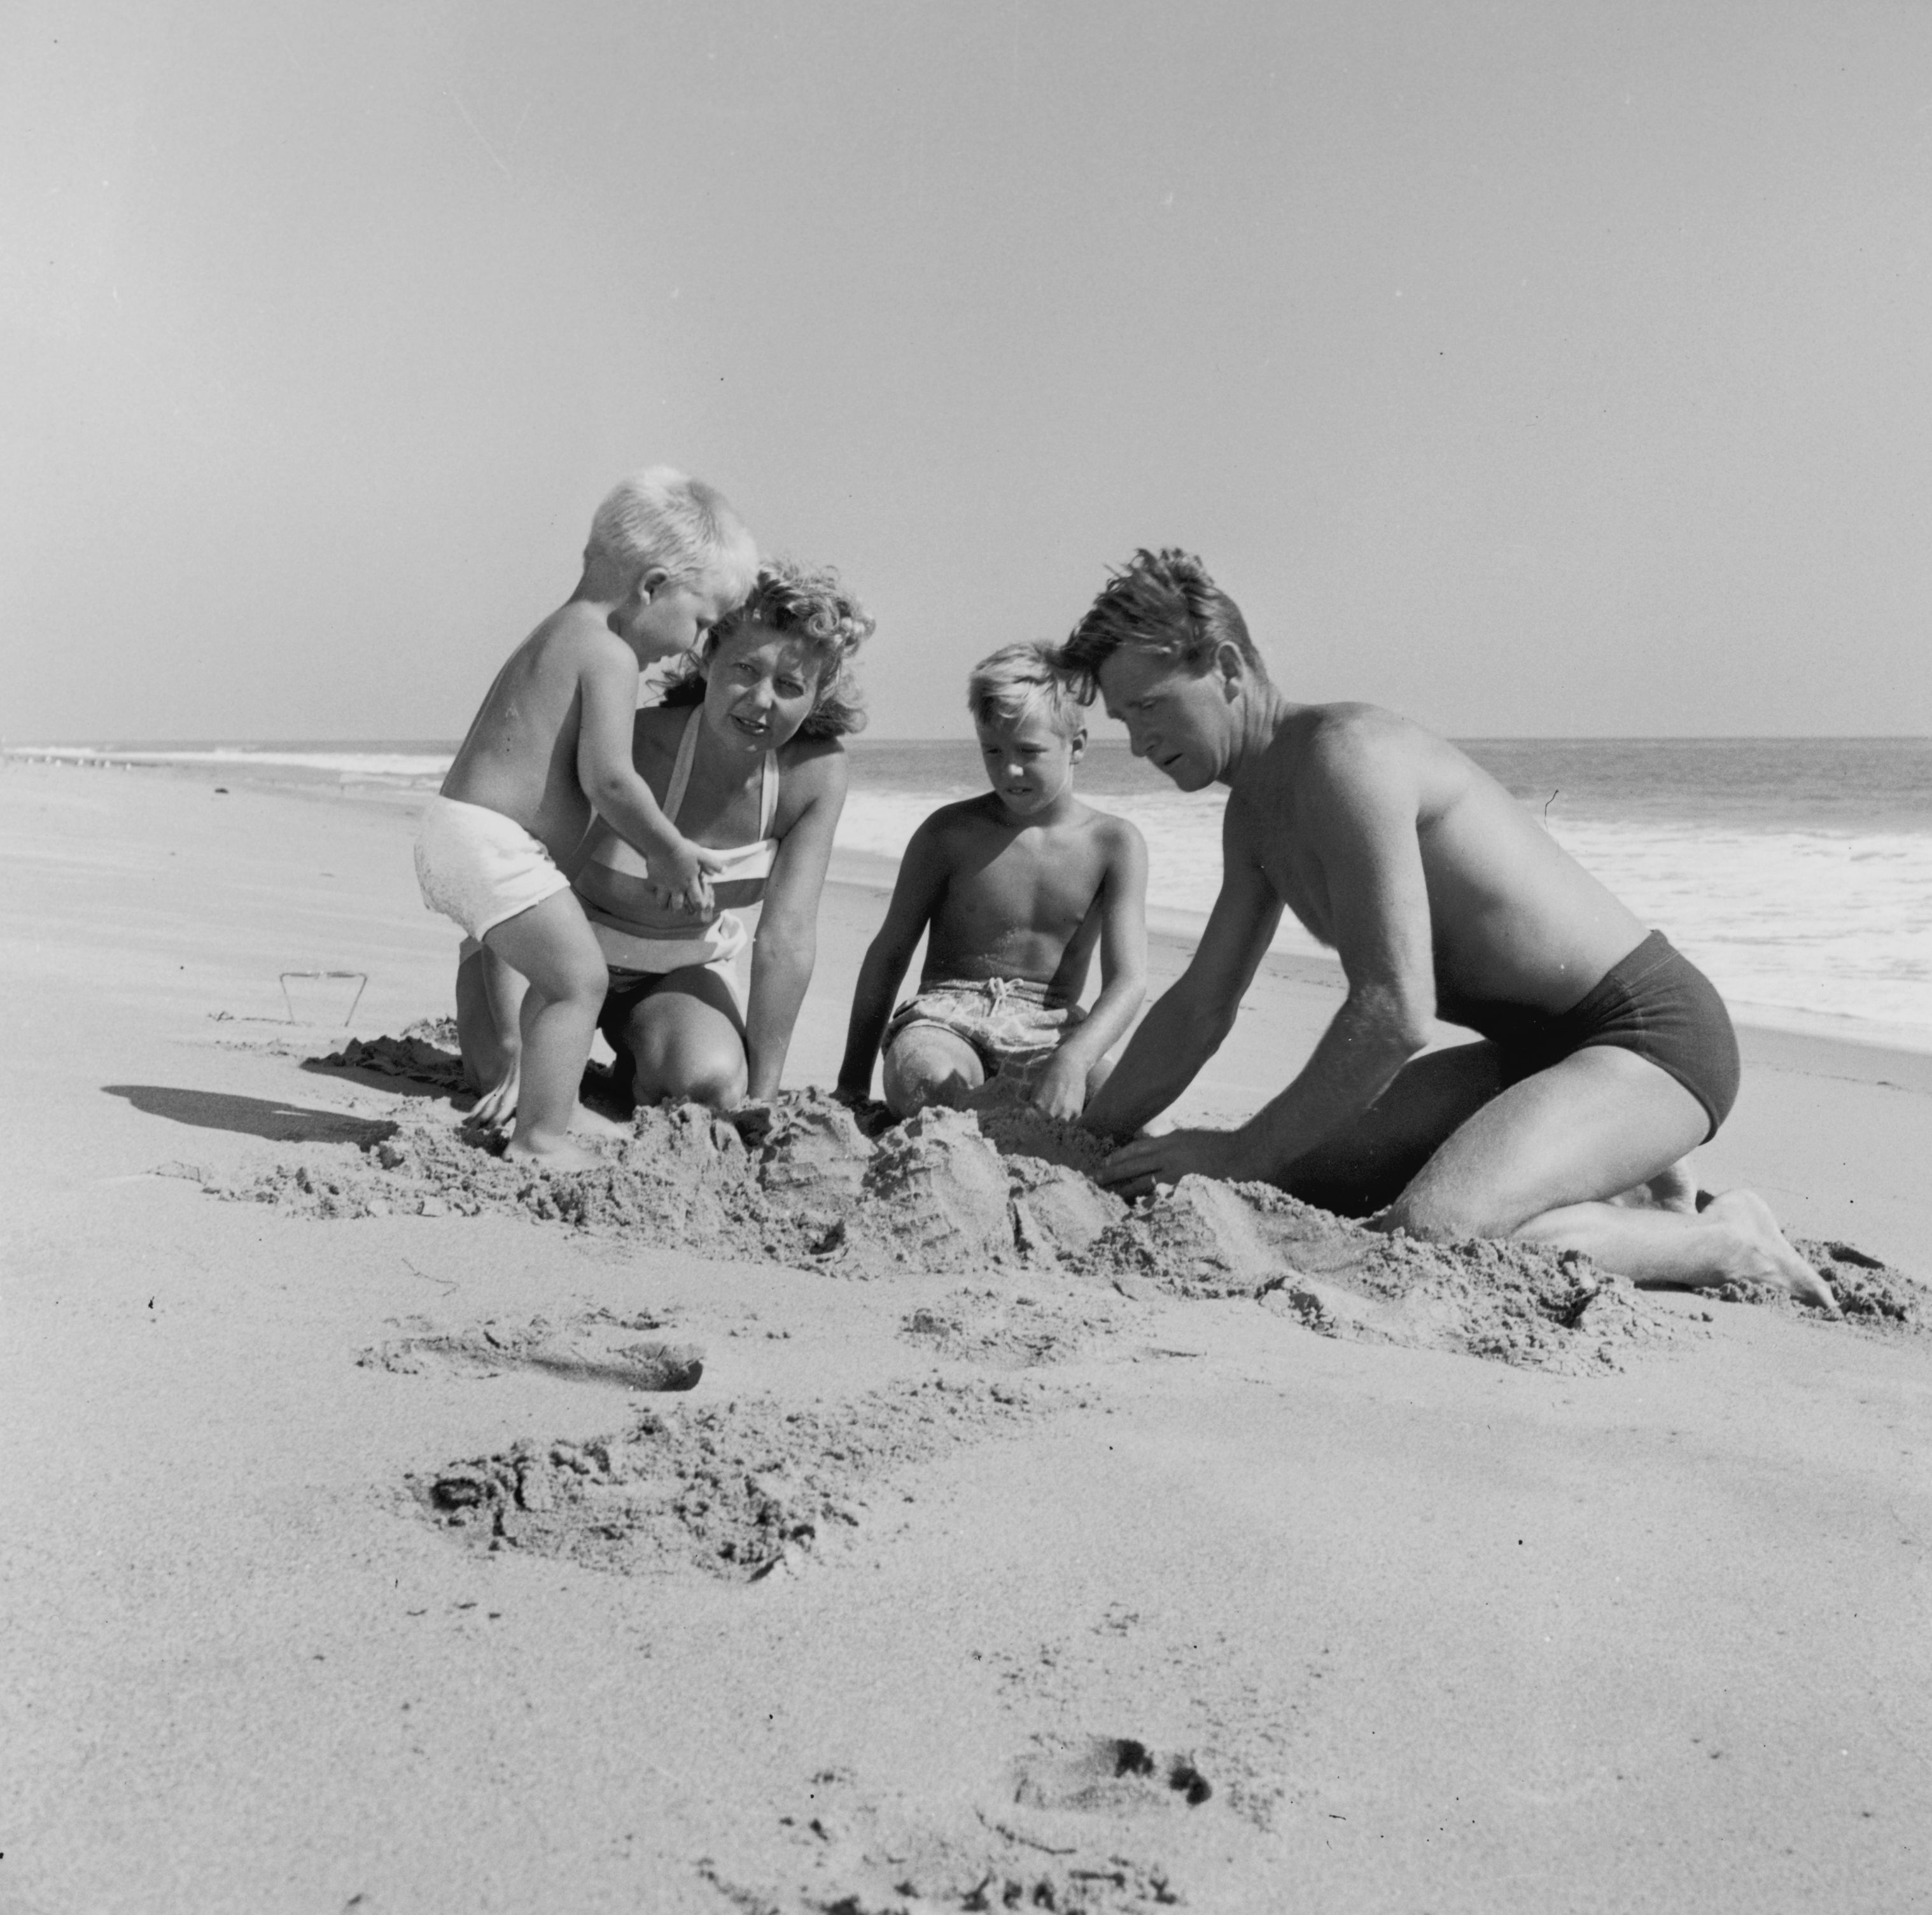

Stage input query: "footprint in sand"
[
  {"left": 361, "top": 1311, "right": 703, "bottom": 1391},
  {"left": 1012, "top": 1736, "right": 1213, "bottom": 1813}
]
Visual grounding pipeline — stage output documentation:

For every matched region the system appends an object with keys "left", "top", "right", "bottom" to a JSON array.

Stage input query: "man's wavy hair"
[
  {"left": 658, "top": 557, "right": 872, "bottom": 739},
  {"left": 1059, "top": 548, "right": 1265, "bottom": 701}
]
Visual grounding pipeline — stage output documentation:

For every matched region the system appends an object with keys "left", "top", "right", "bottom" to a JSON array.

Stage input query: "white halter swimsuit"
[{"left": 574, "top": 709, "right": 778, "bottom": 981}]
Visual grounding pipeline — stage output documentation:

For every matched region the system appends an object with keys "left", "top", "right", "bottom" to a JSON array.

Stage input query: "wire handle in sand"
[{"left": 279, "top": 970, "right": 368, "bottom": 1026}]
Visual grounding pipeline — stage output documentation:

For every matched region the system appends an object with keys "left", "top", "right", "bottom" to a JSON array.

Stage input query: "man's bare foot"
[
  {"left": 1702, "top": 1189, "right": 1842, "bottom": 1314},
  {"left": 503, "top": 1134, "right": 605, "bottom": 1174}
]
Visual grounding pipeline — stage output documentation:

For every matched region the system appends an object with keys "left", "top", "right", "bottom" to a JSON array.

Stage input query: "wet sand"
[{"left": 3, "top": 755, "right": 1929, "bottom": 1914}]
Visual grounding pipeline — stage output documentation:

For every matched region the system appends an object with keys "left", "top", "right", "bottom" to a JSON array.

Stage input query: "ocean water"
[{"left": 14, "top": 735, "right": 1930, "bottom": 1044}]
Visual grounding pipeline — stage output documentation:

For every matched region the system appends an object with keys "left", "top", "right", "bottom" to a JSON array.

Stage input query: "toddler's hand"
[
  {"left": 653, "top": 836, "right": 726, "bottom": 916},
  {"left": 1029, "top": 1054, "right": 1088, "bottom": 1123}
]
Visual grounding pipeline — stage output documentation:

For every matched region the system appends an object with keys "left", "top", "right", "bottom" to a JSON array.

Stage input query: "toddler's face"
[
  {"left": 619, "top": 571, "right": 738, "bottom": 656},
  {"left": 977, "top": 707, "right": 1084, "bottom": 818},
  {"left": 706, "top": 621, "right": 822, "bottom": 749}
]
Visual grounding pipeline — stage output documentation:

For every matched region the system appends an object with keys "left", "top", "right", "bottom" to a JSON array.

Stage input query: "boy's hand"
[
  {"left": 650, "top": 835, "right": 726, "bottom": 916},
  {"left": 1029, "top": 1053, "right": 1089, "bottom": 1123}
]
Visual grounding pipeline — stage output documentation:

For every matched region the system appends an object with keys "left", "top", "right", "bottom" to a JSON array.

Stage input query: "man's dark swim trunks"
[{"left": 1441, "top": 931, "right": 1740, "bottom": 1139}]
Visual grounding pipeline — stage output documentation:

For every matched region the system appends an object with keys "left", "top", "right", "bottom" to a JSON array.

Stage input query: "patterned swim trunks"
[{"left": 883, "top": 977, "right": 1086, "bottom": 1087}]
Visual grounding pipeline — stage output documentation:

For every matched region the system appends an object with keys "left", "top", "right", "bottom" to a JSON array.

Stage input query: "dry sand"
[{"left": 3, "top": 756, "right": 1931, "bottom": 1914}]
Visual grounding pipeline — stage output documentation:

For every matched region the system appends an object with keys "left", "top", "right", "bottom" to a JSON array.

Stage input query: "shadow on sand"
[{"left": 104, "top": 1085, "right": 400, "bottom": 1148}]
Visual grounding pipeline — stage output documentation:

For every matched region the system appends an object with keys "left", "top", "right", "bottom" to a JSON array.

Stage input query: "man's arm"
[
  {"left": 575, "top": 643, "right": 722, "bottom": 909},
  {"left": 743, "top": 745, "right": 850, "bottom": 1101},
  {"left": 1082, "top": 804, "right": 1282, "bottom": 1138},
  {"left": 1102, "top": 721, "right": 1436, "bottom": 1188},
  {"left": 836, "top": 817, "right": 951, "bottom": 1100},
  {"left": 1030, "top": 820, "right": 1149, "bottom": 1118}
]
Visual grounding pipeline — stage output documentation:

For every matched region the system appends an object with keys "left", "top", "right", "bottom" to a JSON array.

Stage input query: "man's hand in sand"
[{"left": 1099, "top": 1125, "right": 1255, "bottom": 1201}]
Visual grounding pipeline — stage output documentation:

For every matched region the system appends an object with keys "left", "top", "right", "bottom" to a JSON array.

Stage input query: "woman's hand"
[{"left": 1097, "top": 1125, "right": 1259, "bottom": 1201}]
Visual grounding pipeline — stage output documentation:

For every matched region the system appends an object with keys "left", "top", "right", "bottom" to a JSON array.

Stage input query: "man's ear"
[
  {"left": 1069, "top": 725, "right": 1088, "bottom": 763},
  {"left": 1215, "top": 639, "right": 1245, "bottom": 700}
]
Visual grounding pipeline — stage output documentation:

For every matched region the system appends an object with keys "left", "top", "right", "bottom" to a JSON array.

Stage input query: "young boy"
[
  {"left": 838, "top": 642, "right": 1149, "bottom": 1122},
  {"left": 416, "top": 466, "right": 759, "bottom": 1168}
]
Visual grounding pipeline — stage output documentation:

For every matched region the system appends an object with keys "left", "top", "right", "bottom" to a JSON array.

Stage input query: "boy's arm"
[
  {"left": 1030, "top": 821, "right": 1149, "bottom": 1117},
  {"left": 742, "top": 747, "right": 850, "bottom": 1102},
  {"left": 836, "top": 818, "right": 951, "bottom": 1100},
  {"left": 575, "top": 642, "right": 723, "bottom": 909}
]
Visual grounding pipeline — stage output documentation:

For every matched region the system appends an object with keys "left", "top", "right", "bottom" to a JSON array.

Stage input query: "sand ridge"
[{"left": 195, "top": 1041, "right": 1744, "bottom": 1377}]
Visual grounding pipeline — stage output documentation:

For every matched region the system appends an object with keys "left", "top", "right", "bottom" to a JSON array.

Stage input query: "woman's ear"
[
  {"left": 1069, "top": 725, "right": 1089, "bottom": 763},
  {"left": 640, "top": 566, "right": 671, "bottom": 601}
]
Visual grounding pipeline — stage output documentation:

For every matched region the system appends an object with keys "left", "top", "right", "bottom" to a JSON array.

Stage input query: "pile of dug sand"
[
  {"left": 203, "top": 1042, "right": 1733, "bottom": 1377},
  {"left": 416, "top": 1374, "right": 1049, "bottom": 1580}
]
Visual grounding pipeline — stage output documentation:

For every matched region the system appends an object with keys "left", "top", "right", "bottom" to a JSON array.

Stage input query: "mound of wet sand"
[
  {"left": 1791, "top": 1239, "right": 1932, "bottom": 1332},
  {"left": 219, "top": 1056, "right": 1698, "bottom": 1372},
  {"left": 416, "top": 1374, "right": 1046, "bottom": 1581}
]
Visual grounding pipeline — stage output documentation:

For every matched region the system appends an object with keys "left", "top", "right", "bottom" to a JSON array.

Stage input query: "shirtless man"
[{"left": 1065, "top": 548, "right": 1837, "bottom": 1311}]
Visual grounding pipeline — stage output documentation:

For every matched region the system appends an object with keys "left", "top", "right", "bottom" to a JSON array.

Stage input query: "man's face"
[{"left": 1096, "top": 648, "right": 1228, "bottom": 791}]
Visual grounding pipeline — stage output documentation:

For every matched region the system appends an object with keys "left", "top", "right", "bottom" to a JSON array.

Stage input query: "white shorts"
[{"left": 414, "top": 795, "right": 571, "bottom": 943}]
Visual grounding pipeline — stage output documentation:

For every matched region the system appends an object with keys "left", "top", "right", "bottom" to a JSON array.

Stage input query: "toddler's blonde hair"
[{"left": 585, "top": 466, "right": 759, "bottom": 597}]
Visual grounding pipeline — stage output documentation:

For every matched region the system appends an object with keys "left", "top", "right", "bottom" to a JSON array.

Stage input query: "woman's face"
[{"left": 701, "top": 620, "right": 823, "bottom": 753}]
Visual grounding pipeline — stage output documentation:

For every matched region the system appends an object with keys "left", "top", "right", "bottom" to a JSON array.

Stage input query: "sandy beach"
[{"left": 4, "top": 755, "right": 1929, "bottom": 1915}]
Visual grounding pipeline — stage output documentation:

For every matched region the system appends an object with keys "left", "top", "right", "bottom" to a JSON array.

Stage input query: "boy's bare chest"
[{"left": 944, "top": 832, "right": 1099, "bottom": 926}]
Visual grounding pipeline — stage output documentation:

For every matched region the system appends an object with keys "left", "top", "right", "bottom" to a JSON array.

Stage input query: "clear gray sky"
[{"left": 5, "top": 0, "right": 1929, "bottom": 741}]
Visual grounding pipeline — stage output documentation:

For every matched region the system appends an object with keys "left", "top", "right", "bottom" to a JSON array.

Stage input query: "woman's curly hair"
[{"left": 658, "top": 557, "right": 872, "bottom": 739}]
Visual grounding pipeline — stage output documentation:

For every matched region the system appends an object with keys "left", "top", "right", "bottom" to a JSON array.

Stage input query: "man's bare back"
[{"left": 1231, "top": 703, "right": 1648, "bottom": 1022}]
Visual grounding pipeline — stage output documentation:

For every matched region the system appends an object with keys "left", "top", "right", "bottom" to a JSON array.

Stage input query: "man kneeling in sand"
[{"left": 1063, "top": 548, "right": 1836, "bottom": 1312}]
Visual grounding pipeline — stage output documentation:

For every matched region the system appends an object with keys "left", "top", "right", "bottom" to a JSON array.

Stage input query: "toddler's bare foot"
[
  {"left": 504, "top": 1134, "right": 604, "bottom": 1174},
  {"left": 1702, "top": 1190, "right": 1842, "bottom": 1315}
]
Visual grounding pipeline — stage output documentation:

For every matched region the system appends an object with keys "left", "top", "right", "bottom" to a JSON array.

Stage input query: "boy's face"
[
  {"left": 977, "top": 705, "right": 1084, "bottom": 819},
  {"left": 706, "top": 620, "right": 822, "bottom": 748},
  {"left": 1096, "top": 647, "right": 1230, "bottom": 791},
  {"left": 615, "top": 569, "right": 738, "bottom": 657}
]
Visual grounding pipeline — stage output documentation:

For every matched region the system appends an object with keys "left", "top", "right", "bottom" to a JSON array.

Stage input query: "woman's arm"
[
  {"left": 836, "top": 818, "right": 951, "bottom": 1099},
  {"left": 743, "top": 743, "right": 850, "bottom": 1101}
]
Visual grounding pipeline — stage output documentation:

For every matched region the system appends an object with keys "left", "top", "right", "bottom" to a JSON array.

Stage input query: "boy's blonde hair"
[
  {"left": 659, "top": 557, "right": 874, "bottom": 739},
  {"left": 585, "top": 466, "right": 759, "bottom": 598},
  {"left": 967, "top": 641, "right": 1086, "bottom": 741}
]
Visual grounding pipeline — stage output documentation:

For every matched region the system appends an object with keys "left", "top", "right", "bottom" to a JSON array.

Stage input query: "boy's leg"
[
  {"left": 882, "top": 1026, "right": 985, "bottom": 1118},
  {"left": 1374, "top": 1045, "right": 1837, "bottom": 1311},
  {"left": 610, "top": 968, "right": 747, "bottom": 1111},
  {"left": 479, "top": 892, "right": 610, "bottom": 1167}
]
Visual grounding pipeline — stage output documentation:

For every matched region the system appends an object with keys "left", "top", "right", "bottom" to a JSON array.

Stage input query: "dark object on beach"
[{"left": 213, "top": 786, "right": 228, "bottom": 794}]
